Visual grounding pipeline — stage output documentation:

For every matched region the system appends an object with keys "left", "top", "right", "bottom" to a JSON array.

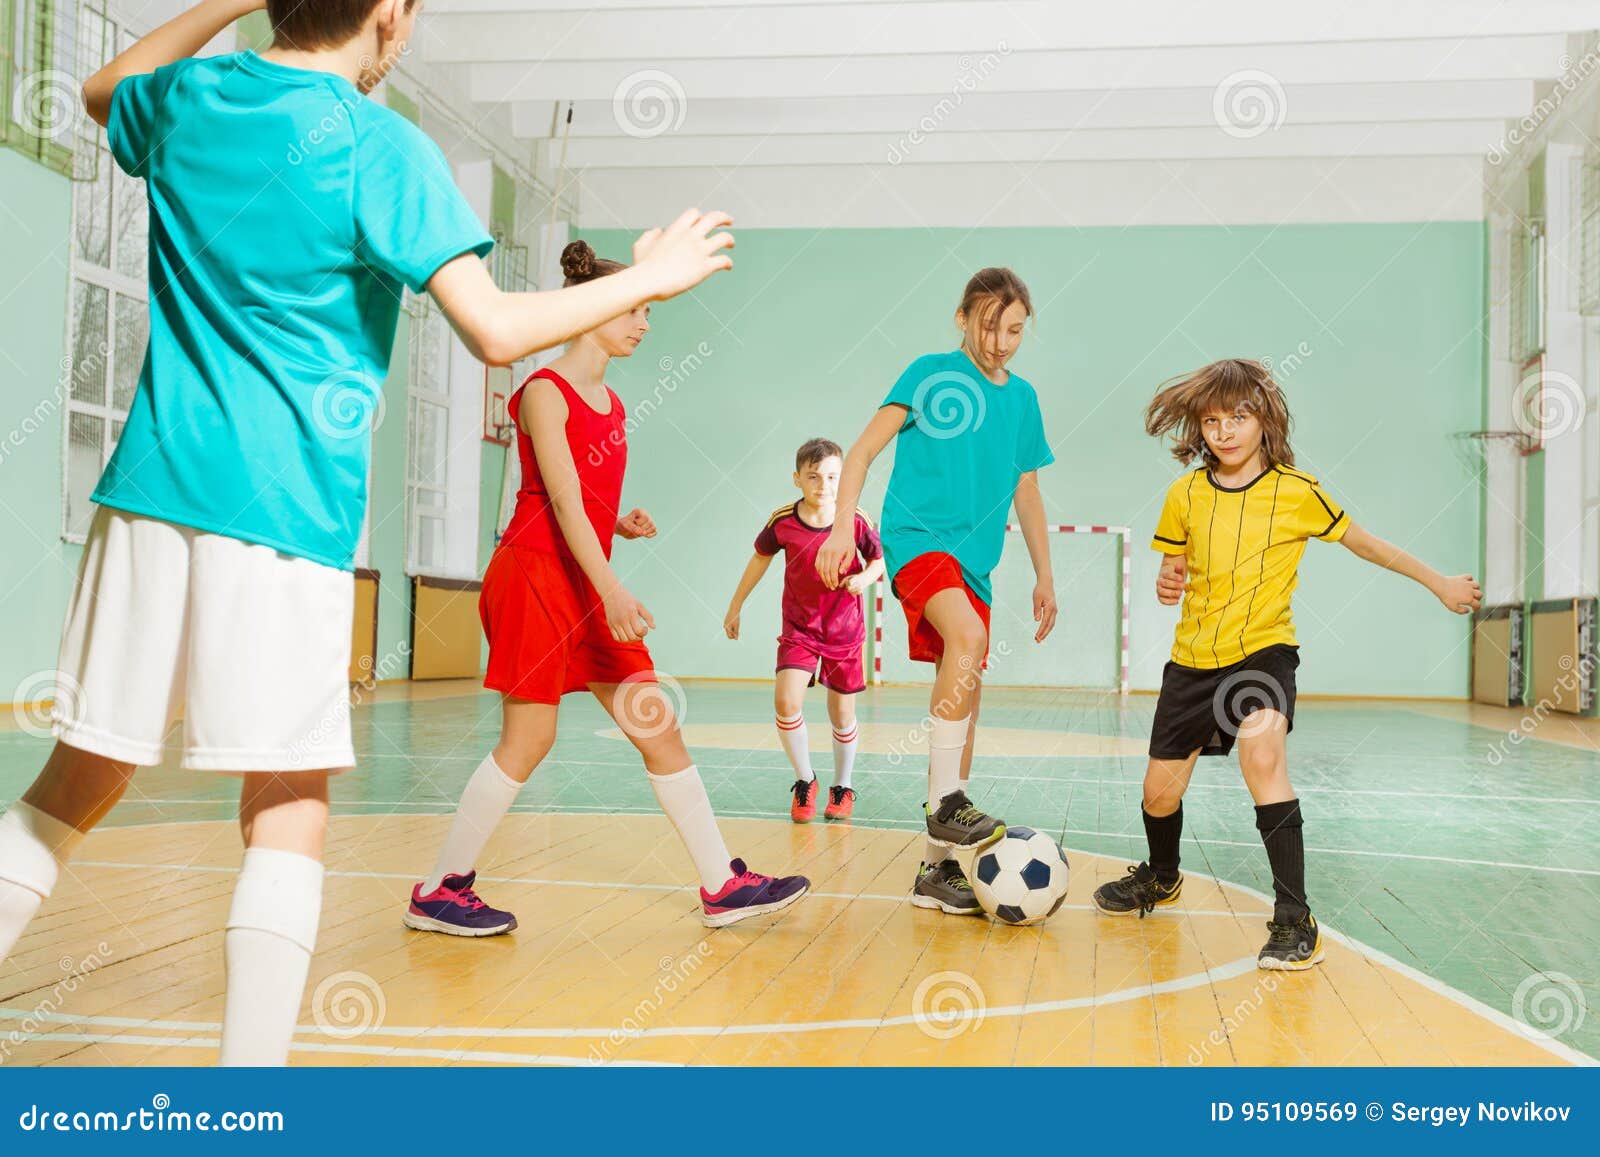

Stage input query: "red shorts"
[
  {"left": 776, "top": 637, "right": 865, "bottom": 695},
  {"left": 891, "top": 552, "right": 991, "bottom": 666},
  {"left": 480, "top": 545, "right": 655, "bottom": 703}
]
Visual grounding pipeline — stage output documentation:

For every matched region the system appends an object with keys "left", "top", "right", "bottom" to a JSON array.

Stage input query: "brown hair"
[
  {"left": 795, "top": 438, "right": 843, "bottom": 472},
  {"left": 560, "top": 240, "right": 627, "bottom": 287},
  {"left": 958, "top": 267, "right": 1032, "bottom": 351},
  {"left": 1144, "top": 358, "right": 1295, "bottom": 469},
  {"left": 266, "top": 0, "right": 413, "bottom": 51}
]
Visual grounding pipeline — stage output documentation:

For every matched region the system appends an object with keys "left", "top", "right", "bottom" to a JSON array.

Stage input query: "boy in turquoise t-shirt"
[
  {"left": 0, "top": 0, "right": 739, "bottom": 1066},
  {"left": 818, "top": 267, "right": 1059, "bottom": 916}
]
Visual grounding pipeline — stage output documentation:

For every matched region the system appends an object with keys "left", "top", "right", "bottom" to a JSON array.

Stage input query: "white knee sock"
[
  {"left": 923, "top": 840, "right": 949, "bottom": 866},
  {"left": 220, "top": 848, "right": 324, "bottom": 1067},
  {"left": 830, "top": 721, "right": 858, "bottom": 789},
  {"left": 422, "top": 754, "right": 524, "bottom": 895},
  {"left": 775, "top": 713, "right": 813, "bottom": 781},
  {"left": 0, "top": 803, "right": 84, "bottom": 964},
  {"left": 649, "top": 765, "right": 734, "bottom": 892},
  {"left": 927, "top": 716, "right": 970, "bottom": 813}
]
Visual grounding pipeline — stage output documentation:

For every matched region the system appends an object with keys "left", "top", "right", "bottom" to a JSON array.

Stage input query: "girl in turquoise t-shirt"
[{"left": 817, "top": 267, "right": 1058, "bottom": 917}]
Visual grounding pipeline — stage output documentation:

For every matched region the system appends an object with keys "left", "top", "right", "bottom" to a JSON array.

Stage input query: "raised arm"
[
  {"left": 428, "top": 209, "right": 733, "bottom": 366},
  {"left": 1012, "top": 470, "right": 1058, "bottom": 641},
  {"left": 82, "top": 0, "right": 262, "bottom": 126},
  {"left": 724, "top": 553, "right": 776, "bottom": 639},
  {"left": 817, "top": 406, "right": 904, "bottom": 589},
  {"left": 1339, "top": 522, "right": 1482, "bottom": 614},
  {"left": 522, "top": 383, "right": 653, "bottom": 641}
]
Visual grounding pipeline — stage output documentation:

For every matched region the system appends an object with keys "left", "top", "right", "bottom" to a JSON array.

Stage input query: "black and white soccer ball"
[{"left": 972, "top": 827, "right": 1070, "bottom": 926}]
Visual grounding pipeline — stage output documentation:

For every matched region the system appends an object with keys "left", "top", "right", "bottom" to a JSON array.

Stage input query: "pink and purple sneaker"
[
  {"left": 700, "top": 859, "right": 810, "bottom": 928},
  {"left": 403, "top": 871, "right": 518, "bottom": 937}
]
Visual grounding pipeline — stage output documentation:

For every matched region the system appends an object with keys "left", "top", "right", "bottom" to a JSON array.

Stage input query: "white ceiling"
[{"left": 415, "top": 0, "right": 1599, "bottom": 174}]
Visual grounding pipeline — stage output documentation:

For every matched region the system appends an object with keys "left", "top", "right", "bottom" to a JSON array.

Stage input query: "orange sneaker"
[
  {"left": 824, "top": 785, "right": 855, "bottom": 820},
  {"left": 790, "top": 778, "right": 819, "bottom": 823}
]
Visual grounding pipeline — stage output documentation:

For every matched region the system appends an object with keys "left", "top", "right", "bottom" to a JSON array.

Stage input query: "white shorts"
[{"left": 52, "top": 507, "right": 356, "bottom": 772}]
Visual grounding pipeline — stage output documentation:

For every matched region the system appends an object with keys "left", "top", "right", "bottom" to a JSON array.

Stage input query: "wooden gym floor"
[{"left": 0, "top": 681, "right": 1595, "bottom": 1067}]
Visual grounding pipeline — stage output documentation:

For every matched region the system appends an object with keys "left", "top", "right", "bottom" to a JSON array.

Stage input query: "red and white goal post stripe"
[{"left": 865, "top": 524, "right": 1132, "bottom": 694}]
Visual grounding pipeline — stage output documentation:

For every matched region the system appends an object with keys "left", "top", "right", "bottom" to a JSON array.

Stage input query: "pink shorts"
[{"left": 776, "top": 637, "right": 865, "bottom": 695}]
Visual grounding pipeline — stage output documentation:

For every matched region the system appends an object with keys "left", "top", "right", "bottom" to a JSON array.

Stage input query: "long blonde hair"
[{"left": 1144, "top": 358, "right": 1295, "bottom": 469}]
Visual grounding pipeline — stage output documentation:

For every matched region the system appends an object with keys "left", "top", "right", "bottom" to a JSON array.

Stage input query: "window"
[
  {"left": 4, "top": 0, "right": 97, "bottom": 178},
  {"left": 405, "top": 291, "right": 452, "bottom": 575},
  {"left": 1580, "top": 150, "right": 1599, "bottom": 318},
  {"left": 60, "top": 9, "right": 142, "bottom": 542}
]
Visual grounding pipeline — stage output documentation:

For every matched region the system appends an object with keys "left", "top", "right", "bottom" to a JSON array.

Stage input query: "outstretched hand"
[
  {"left": 1436, "top": 574, "right": 1483, "bottom": 615},
  {"left": 632, "top": 209, "right": 735, "bottom": 301},
  {"left": 814, "top": 529, "right": 856, "bottom": 591}
]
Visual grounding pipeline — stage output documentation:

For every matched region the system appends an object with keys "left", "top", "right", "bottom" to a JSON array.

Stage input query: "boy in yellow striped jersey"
[{"left": 1093, "top": 359, "right": 1482, "bottom": 969}]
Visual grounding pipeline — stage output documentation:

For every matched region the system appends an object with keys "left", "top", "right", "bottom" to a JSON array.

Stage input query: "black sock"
[
  {"left": 1143, "top": 803, "right": 1183, "bottom": 884},
  {"left": 1255, "top": 799, "right": 1308, "bottom": 923}
]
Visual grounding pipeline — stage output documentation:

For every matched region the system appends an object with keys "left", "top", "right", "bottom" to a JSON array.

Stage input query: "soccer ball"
[{"left": 972, "top": 827, "right": 1070, "bottom": 926}]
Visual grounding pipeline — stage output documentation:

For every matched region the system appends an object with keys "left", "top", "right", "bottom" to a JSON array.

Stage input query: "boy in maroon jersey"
[{"left": 725, "top": 439, "right": 884, "bottom": 822}]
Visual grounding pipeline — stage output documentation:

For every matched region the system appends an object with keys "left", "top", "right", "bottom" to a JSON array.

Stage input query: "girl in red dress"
[{"left": 405, "top": 241, "right": 810, "bottom": 934}]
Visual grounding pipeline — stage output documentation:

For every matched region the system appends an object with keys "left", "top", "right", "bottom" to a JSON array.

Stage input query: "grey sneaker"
[
  {"left": 924, "top": 790, "right": 1005, "bottom": 850},
  {"left": 911, "top": 858, "right": 982, "bottom": 915}
]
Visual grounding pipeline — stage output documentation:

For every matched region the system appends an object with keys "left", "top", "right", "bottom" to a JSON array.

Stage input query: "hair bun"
[{"left": 560, "top": 240, "right": 596, "bottom": 280}]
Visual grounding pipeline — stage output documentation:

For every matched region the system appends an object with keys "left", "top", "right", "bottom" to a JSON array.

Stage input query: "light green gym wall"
[
  {"left": 0, "top": 149, "right": 75, "bottom": 700},
  {"left": 587, "top": 222, "right": 1486, "bottom": 697}
]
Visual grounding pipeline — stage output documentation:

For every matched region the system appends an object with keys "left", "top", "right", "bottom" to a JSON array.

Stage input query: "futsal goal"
[{"left": 868, "top": 524, "right": 1131, "bottom": 693}]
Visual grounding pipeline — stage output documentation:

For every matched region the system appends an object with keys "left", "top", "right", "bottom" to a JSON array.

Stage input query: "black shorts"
[{"left": 1148, "top": 644, "right": 1300, "bottom": 759}]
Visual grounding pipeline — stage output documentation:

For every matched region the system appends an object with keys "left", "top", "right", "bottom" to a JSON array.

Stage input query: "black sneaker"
[
  {"left": 924, "top": 790, "right": 1005, "bottom": 850},
  {"left": 1257, "top": 911, "right": 1324, "bottom": 970},
  {"left": 911, "top": 858, "right": 983, "bottom": 916},
  {"left": 1092, "top": 862, "right": 1182, "bottom": 917}
]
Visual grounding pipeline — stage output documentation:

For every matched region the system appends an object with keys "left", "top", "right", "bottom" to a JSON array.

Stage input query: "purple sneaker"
[
  {"left": 403, "top": 871, "right": 517, "bottom": 937},
  {"left": 699, "top": 859, "right": 810, "bottom": 928}
]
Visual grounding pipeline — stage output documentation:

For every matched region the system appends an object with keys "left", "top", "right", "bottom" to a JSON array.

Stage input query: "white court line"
[
  {"left": 0, "top": 1027, "right": 675, "bottom": 1067},
  {"left": 79, "top": 803, "right": 1600, "bottom": 878},
  {"left": 14, "top": 817, "right": 1595, "bottom": 1065},
  {"left": 0, "top": 958, "right": 1261, "bottom": 1044},
  {"left": 111, "top": 766, "right": 1600, "bottom": 807},
  {"left": 1179, "top": 869, "right": 1597, "bottom": 1068},
  {"left": 62, "top": 858, "right": 1266, "bottom": 919}
]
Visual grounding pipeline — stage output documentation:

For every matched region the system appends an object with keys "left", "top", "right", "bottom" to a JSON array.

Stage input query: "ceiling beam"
[
  {"left": 539, "top": 121, "right": 1510, "bottom": 168},
  {"left": 466, "top": 36, "right": 1571, "bottom": 103},
  {"left": 508, "top": 81, "right": 1536, "bottom": 140},
  {"left": 425, "top": 0, "right": 1595, "bottom": 53}
]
